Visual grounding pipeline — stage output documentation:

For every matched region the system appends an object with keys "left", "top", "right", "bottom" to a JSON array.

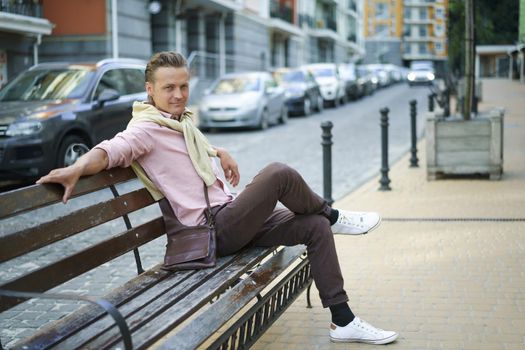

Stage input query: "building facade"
[
  {"left": 0, "top": 0, "right": 365, "bottom": 97},
  {"left": 0, "top": 0, "right": 53, "bottom": 88},
  {"left": 362, "top": 0, "right": 448, "bottom": 68}
]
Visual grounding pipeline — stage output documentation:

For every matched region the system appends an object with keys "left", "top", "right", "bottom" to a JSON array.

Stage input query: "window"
[
  {"left": 434, "top": 23, "right": 444, "bottom": 37},
  {"left": 435, "top": 7, "right": 444, "bottom": 19},
  {"left": 419, "top": 8, "right": 427, "bottom": 20},
  {"left": 94, "top": 69, "right": 127, "bottom": 99},
  {"left": 375, "top": 24, "right": 389, "bottom": 37},
  {"left": 418, "top": 43, "right": 427, "bottom": 54},
  {"left": 123, "top": 69, "right": 146, "bottom": 95},
  {"left": 375, "top": 3, "right": 388, "bottom": 19},
  {"left": 419, "top": 25, "right": 427, "bottom": 37},
  {"left": 404, "top": 8, "right": 411, "bottom": 19},
  {"left": 435, "top": 42, "right": 443, "bottom": 53}
]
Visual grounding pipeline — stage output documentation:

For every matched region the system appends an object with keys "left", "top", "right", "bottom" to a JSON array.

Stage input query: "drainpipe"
[
  {"left": 33, "top": 34, "right": 41, "bottom": 65},
  {"left": 112, "top": 0, "right": 119, "bottom": 58},
  {"left": 219, "top": 13, "right": 226, "bottom": 76},
  {"left": 175, "top": 0, "right": 182, "bottom": 53}
]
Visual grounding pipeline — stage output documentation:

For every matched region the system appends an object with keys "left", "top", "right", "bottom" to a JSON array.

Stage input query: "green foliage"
[{"left": 447, "top": 0, "right": 519, "bottom": 74}]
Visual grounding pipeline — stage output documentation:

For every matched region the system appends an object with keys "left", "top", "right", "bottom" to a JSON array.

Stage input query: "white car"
[
  {"left": 407, "top": 67, "right": 435, "bottom": 86},
  {"left": 198, "top": 71, "right": 287, "bottom": 130},
  {"left": 301, "top": 63, "right": 346, "bottom": 107}
]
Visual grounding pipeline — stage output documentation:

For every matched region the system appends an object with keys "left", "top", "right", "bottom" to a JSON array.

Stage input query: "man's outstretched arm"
[{"left": 36, "top": 148, "right": 109, "bottom": 203}]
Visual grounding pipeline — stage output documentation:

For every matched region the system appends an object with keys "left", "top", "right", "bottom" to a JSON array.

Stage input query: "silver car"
[{"left": 198, "top": 72, "right": 287, "bottom": 130}]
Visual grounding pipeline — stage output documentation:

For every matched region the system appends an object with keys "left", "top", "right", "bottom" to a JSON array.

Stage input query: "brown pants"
[{"left": 213, "top": 162, "right": 349, "bottom": 307}]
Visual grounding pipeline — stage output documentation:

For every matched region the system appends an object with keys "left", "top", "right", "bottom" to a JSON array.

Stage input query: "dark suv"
[{"left": 0, "top": 58, "right": 147, "bottom": 180}]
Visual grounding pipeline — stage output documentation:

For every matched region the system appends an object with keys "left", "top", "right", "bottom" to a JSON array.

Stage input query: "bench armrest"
[{"left": 0, "top": 289, "right": 132, "bottom": 350}]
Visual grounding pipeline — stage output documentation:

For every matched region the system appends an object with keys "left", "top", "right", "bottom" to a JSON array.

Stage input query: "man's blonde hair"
[{"left": 145, "top": 51, "right": 188, "bottom": 83}]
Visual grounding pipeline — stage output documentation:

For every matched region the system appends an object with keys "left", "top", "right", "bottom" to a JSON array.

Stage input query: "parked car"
[
  {"left": 0, "top": 58, "right": 147, "bottom": 180},
  {"left": 338, "top": 63, "right": 360, "bottom": 101},
  {"left": 365, "top": 64, "right": 391, "bottom": 88},
  {"left": 356, "top": 65, "right": 375, "bottom": 96},
  {"left": 383, "top": 64, "right": 404, "bottom": 84},
  {"left": 301, "top": 63, "right": 346, "bottom": 107},
  {"left": 198, "top": 71, "right": 287, "bottom": 130},
  {"left": 273, "top": 67, "right": 323, "bottom": 116}
]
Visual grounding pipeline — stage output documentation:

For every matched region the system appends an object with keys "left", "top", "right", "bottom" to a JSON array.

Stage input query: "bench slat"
[
  {"left": 69, "top": 248, "right": 273, "bottom": 350},
  {"left": 0, "top": 167, "right": 136, "bottom": 219},
  {"left": 0, "top": 217, "right": 165, "bottom": 312},
  {"left": 158, "top": 246, "right": 306, "bottom": 350},
  {"left": 0, "top": 188, "right": 155, "bottom": 263},
  {"left": 12, "top": 264, "right": 175, "bottom": 350}
]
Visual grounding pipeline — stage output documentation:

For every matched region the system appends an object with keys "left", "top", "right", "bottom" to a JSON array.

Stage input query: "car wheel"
[
  {"left": 57, "top": 135, "right": 90, "bottom": 168},
  {"left": 279, "top": 105, "right": 288, "bottom": 124},
  {"left": 258, "top": 109, "right": 269, "bottom": 130},
  {"left": 316, "top": 95, "right": 324, "bottom": 113},
  {"left": 303, "top": 97, "right": 312, "bottom": 116}
]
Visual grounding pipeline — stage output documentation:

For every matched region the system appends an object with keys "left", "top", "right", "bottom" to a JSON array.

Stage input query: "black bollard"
[
  {"left": 428, "top": 93, "right": 435, "bottom": 112},
  {"left": 321, "top": 121, "right": 334, "bottom": 206},
  {"left": 444, "top": 88, "right": 450, "bottom": 117},
  {"left": 409, "top": 100, "right": 419, "bottom": 168},
  {"left": 379, "top": 108, "right": 391, "bottom": 191}
]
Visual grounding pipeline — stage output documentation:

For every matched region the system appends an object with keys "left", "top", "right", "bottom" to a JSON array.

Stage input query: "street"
[{"left": 206, "top": 83, "right": 429, "bottom": 201}]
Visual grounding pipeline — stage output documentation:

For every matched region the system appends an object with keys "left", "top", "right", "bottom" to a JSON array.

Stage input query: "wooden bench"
[{"left": 0, "top": 167, "right": 313, "bottom": 350}]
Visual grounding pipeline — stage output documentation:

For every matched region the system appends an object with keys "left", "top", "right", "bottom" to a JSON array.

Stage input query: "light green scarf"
[{"left": 127, "top": 101, "right": 217, "bottom": 200}]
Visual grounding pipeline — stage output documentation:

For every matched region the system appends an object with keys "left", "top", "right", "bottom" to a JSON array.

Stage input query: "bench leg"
[{"left": 306, "top": 281, "right": 313, "bottom": 308}]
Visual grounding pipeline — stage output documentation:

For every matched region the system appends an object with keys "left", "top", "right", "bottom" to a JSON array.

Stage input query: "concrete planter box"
[{"left": 426, "top": 108, "right": 504, "bottom": 180}]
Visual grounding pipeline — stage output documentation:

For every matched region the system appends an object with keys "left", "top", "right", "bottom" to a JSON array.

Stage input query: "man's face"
[{"left": 146, "top": 66, "right": 189, "bottom": 117}]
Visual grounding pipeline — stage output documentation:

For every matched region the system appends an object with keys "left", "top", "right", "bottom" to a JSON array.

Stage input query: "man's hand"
[
  {"left": 36, "top": 148, "right": 109, "bottom": 203},
  {"left": 216, "top": 147, "right": 240, "bottom": 187},
  {"left": 36, "top": 166, "right": 82, "bottom": 203}
]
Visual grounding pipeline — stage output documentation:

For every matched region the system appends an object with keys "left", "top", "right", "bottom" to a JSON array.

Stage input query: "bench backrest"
[{"left": 0, "top": 168, "right": 164, "bottom": 312}]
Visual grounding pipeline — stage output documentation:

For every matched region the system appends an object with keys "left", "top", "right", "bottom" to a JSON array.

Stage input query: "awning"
[
  {"left": 268, "top": 18, "right": 303, "bottom": 37},
  {"left": 308, "top": 28, "right": 340, "bottom": 42},
  {"left": 0, "top": 11, "right": 53, "bottom": 36},
  {"left": 186, "top": 0, "right": 242, "bottom": 12}
]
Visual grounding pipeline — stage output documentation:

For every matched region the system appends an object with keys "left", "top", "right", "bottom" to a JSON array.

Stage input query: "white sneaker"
[
  {"left": 330, "top": 317, "right": 398, "bottom": 344},
  {"left": 331, "top": 210, "right": 381, "bottom": 235}
]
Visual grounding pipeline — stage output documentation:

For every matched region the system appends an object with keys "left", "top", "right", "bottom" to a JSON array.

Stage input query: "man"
[{"left": 37, "top": 51, "right": 398, "bottom": 345}]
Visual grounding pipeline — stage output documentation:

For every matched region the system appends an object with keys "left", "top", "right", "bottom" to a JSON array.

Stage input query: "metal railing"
[{"left": 0, "top": 0, "right": 43, "bottom": 17}]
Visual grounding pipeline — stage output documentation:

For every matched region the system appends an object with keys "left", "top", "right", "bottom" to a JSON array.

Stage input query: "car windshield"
[
  {"left": 211, "top": 76, "right": 260, "bottom": 94},
  {"left": 282, "top": 70, "right": 305, "bottom": 83},
  {"left": 311, "top": 68, "right": 335, "bottom": 78},
  {"left": 0, "top": 67, "right": 93, "bottom": 102}
]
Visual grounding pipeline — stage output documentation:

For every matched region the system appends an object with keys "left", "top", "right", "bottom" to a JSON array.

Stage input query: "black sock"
[
  {"left": 329, "top": 208, "right": 339, "bottom": 225},
  {"left": 329, "top": 302, "right": 355, "bottom": 327}
]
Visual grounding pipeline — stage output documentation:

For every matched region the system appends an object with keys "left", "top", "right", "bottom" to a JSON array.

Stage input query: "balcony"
[
  {"left": 0, "top": 0, "right": 43, "bottom": 17},
  {"left": 315, "top": 17, "right": 337, "bottom": 32},
  {"left": 404, "top": 0, "right": 434, "bottom": 7},
  {"left": 0, "top": 0, "right": 52, "bottom": 36},
  {"left": 270, "top": 0, "right": 294, "bottom": 24}
]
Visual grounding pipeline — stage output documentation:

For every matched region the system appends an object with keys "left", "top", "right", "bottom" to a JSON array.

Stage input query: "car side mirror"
[{"left": 96, "top": 88, "right": 120, "bottom": 107}]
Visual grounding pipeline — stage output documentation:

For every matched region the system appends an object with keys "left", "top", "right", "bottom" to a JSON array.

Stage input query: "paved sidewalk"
[{"left": 255, "top": 79, "right": 525, "bottom": 350}]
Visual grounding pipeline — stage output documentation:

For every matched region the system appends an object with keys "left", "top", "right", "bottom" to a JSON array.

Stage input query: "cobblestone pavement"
[
  {"left": 1, "top": 79, "right": 524, "bottom": 349},
  {"left": 0, "top": 84, "right": 427, "bottom": 348},
  {"left": 254, "top": 79, "right": 525, "bottom": 349}
]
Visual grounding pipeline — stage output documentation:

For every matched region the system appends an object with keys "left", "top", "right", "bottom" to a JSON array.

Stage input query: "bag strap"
[{"left": 203, "top": 182, "right": 214, "bottom": 228}]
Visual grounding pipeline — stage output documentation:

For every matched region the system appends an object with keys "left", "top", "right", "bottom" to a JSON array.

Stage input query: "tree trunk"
[{"left": 463, "top": 0, "right": 475, "bottom": 120}]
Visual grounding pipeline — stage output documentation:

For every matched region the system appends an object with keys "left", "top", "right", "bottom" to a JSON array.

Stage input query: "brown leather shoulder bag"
[{"left": 159, "top": 183, "right": 217, "bottom": 271}]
